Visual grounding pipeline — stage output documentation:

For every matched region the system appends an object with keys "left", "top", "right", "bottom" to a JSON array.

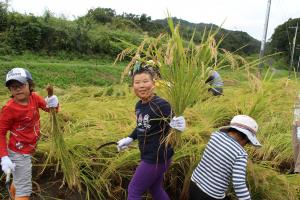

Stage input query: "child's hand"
[
  {"left": 45, "top": 95, "right": 59, "bottom": 108},
  {"left": 117, "top": 137, "right": 134, "bottom": 152},
  {"left": 170, "top": 116, "right": 186, "bottom": 132},
  {"left": 1, "top": 156, "right": 16, "bottom": 175}
]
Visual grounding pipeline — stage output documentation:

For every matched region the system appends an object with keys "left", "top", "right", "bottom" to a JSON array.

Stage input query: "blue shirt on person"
[{"left": 129, "top": 95, "right": 174, "bottom": 164}]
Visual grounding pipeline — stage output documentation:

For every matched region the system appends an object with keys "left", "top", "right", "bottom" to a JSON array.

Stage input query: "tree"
[
  {"left": 0, "top": 2, "right": 8, "bottom": 31},
  {"left": 139, "top": 13, "right": 151, "bottom": 29},
  {"left": 86, "top": 8, "right": 116, "bottom": 24},
  {"left": 269, "top": 18, "right": 300, "bottom": 58}
]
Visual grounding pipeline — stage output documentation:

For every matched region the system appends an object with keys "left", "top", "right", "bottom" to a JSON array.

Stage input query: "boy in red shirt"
[{"left": 0, "top": 68, "right": 59, "bottom": 200}]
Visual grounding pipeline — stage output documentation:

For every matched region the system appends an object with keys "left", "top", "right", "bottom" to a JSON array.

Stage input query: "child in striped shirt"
[{"left": 189, "top": 115, "right": 261, "bottom": 200}]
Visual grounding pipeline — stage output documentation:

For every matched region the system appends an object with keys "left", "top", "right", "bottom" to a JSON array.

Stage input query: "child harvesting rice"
[
  {"left": 117, "top": 63, "right": 185, "bottom": 200},
  {"left": 0, "top": 68, "right": 59, "bottom": 200}
]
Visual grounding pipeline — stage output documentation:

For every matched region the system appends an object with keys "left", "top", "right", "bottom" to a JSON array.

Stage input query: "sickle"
[{"left": 96, "top": 142, "right": 118, "bottom": 151}]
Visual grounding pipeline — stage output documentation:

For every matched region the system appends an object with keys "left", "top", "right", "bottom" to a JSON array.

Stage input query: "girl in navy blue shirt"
[{"left": 117, "top": 65, "right": 185, "bottom": 200}]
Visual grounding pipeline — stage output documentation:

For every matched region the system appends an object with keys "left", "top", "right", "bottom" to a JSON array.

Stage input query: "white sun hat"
[{"left": 219, "top": 115, "right": 261, "bottom": 147}]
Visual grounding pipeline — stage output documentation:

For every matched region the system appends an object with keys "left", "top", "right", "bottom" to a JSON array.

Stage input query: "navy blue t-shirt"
[{"left": 129, "top": 95, "right": 174, "bottom": 163}]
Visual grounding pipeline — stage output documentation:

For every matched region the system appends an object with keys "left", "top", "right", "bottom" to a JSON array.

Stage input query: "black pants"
[{"left": 189, "top": 181, "right": 230, "bottom": 200}]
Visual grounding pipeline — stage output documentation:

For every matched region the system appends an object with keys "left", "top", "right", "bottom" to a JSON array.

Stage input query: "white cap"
[
  {"left": 5, "top": 68, "right": 32, "bottom": 86},
  {"left": 220, "top": 115, "right": 261, "bottom": 147}
]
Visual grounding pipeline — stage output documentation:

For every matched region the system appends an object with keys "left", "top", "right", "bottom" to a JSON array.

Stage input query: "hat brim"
[
  {"left": 5, "top": 77, "right": 28, "bottom": 86},
  {"left": 219, "top": 125, "right": 261, "bottom": 147}
]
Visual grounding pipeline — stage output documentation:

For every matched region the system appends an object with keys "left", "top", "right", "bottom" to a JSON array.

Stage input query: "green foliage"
[
  {"left": 105, "top": 87, "right": 114, "bottom": 96},
  {"left": 0, "top": 6, "right": 261, "bottom": 57},
  {"left": 269, "top": 17, "right": 300, "bottom": 65},
  {"left": 0, "top": 54, "right": 124, "bottom": 88},
  {"left": 86, "top": 7, "right": 116, "bottom": 24},
  {"left": 0, "top": 2, "right": 8, "bottom": 31},
  {"left": 152, "top": 17, "right": 260, "bottom": 54}
]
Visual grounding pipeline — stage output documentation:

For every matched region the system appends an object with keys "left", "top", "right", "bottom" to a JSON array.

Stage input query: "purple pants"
[{"left": 128, "top": 159, "right": 171, "bottom": 200}]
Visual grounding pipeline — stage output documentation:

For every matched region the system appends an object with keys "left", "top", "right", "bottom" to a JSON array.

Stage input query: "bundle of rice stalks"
[
  {"left": 116, "top": 16, "right": 245, "bottom": 147},
  {"left": 43, "top": 85, "right": 81, "bottom": 190}
]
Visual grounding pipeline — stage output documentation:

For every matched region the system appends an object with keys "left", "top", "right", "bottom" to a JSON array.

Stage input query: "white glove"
[
  {"left": 45, "top": 95, "right": 59, "bottom": 108},
  {"left": 170, "top": 116, "right": 186, "bottom": 132},
  {"left": 1, "top": 156, "right": 16, "bottom": 175},
  {"left": 117, "top": 137, "right": 133, "bottom": 152}
]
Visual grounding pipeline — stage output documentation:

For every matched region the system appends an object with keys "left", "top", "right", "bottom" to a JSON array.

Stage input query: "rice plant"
[
  {"left": 45, "top": 106, "right": 82, "bottom": 190},
  {"left": 9, "top": 70, "right": 297, "bottom": 199}
]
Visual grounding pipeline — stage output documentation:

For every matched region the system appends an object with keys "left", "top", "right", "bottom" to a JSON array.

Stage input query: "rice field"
[
  {"left": 1, "top": 68, "right": 299, "bottom": 200},
  {"left": 0, "top": 18, "right": 300, "bottom": 200}
]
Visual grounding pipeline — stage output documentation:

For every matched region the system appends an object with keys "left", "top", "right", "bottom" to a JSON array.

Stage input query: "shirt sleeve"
[
  {"left": 33, "top": 93, "right": 49, "bottom": 112},
  {"left": 232, "top": 155, "right": 251, "bottom": 200},
  {"left": 152, "top": 99, "right": 173, "bottom": 121},
  {"left": 0, "top": 106, "right": 13, "bottom": 157},
  {"left": 205, "top": 75, "right": 214, "bottom": 84},
  {"left": 128, "top": 102, "right": 139, "bottom": 140},
  {"left": 129, "top": 128, "right": 138, "bottom": 140}
]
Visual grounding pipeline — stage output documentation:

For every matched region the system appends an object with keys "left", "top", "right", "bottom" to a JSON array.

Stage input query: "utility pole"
[
  {"left": 297, "top": 55, "right": 300, "bottom": 74},
  {"left": 258, "top": 0, "right": 272, "bottom": 75},
  {"left": 296, "top": 45, "right": 300, "bottom": 77},
  {"left": 288, "top": 23, "right": 298, "bottom": 78}
]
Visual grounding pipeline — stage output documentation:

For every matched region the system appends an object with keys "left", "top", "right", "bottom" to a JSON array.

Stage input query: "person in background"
[
  {"left": 292, "top": 94, "right": 300, "bottom": 174},
  {"left": 0, "top": 68, "right": 59, "bottom": 200},
  {"left": 117, "top": 63, "right": 185, "bottom": 200},
  {"left": 205, "top": 70, "right": 223, "bottom": 96},
  {"left": 293, "top": 122, "right": 300, "bottom": 174},
  {"left": 189, "top": 115, "right": 261, "bottom": 200}
]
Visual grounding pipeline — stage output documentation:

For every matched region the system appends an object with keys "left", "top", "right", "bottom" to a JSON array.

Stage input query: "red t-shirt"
[{"left": 0, "top": 92, "right": 48, "bottom": 157}]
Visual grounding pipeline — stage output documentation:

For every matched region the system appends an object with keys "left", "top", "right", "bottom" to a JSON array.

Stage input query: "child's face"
[
  {"left": 8, "top": 80, "right": 30, "bottom": 103},
  {"left": 133, "top": 73, "right": 155, "bottom": 102}
]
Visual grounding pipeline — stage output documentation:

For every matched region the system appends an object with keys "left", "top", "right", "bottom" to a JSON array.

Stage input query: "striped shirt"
[{"left": 191, "top": 131, "right": 251, "bottom": 200}]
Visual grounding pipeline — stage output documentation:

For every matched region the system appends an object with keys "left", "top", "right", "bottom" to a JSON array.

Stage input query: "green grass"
[{"left": 0, "top": 53, "right": 126, "bottom": 89}]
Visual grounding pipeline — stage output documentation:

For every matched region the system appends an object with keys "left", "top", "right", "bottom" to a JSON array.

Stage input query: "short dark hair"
[
  {"left": 7, "top": 79, "right": 35, "bottom": 97},
  {"left": 131, "top": 62, "right": 155, "bottom": 79},
  {"left": 228, "top": 127, "right": 249, "bottom": 141},
  {"left": 27, "top": 79, "right": 35, "bottom": 93}
]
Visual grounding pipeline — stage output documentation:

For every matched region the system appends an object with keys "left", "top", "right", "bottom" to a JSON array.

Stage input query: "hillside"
[
  {"left": 0, "top": 4, "right": 260, "bottom": 58},
  {"left": 153, "top": 17, "right": 260, "bottom": 54}
]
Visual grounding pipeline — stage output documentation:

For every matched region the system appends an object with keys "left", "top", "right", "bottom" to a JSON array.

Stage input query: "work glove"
[
  {"left": 1, "top": 156, "right": 16, "bottom": 175},
  {"left": 170, "top": 116, "right": 186, "bottom": 132},
  {"left": 45, "top": 95, "right": 59, "bottom": 108},
  {"left": 117, "top": 137, "right": 133, "bottom": 152}
]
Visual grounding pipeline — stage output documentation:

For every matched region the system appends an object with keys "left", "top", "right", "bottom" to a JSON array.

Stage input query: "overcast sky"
[{"left": 7, "top": 0, "right": 300, "bottom": 40}]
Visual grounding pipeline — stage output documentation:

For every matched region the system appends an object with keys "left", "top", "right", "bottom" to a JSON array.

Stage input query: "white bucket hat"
[{"left": 219, "top": 115, "right": 261, "bottom": 147}]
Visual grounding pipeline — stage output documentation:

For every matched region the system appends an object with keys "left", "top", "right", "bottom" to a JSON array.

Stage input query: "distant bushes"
[
  {"left": 0, "top": 4, "right": 143, "bottom": 57},
  {"left": 0, "top": 3, "right": 262, "bottom": 58}
]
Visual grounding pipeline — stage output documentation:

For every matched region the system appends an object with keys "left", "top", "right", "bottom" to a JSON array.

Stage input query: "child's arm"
[
  {"left": 156, "top": 101, "right": 186, "bottom": 132},
  {"left": 116, "top": 125, "right": 137, "bottom": 152},
  {"left": 129, "top": 128, "right": 137, "bottom": 140},
  {"left": 34, "top": 93, "right": 59, "bottom": 112},
  {"left": 0, "top": 107, "right": 13, "bottom": 158}
]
